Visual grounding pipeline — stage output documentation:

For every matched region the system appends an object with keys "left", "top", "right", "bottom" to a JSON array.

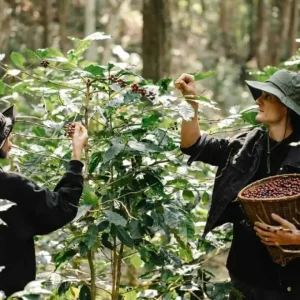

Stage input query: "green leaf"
[
  {"left": 142, "top": 114, "right": 160, "bottom": 128},
  {"left": 85, "top": 224, "right": 98, "bottom": 248},
  {"left": 108, "top": 62, "right": 115, "bottom": 71},
  {"left": 0, "top": 80, "right": 5, "bottom": 95},
  {"left": 129, "top": 220, "right": 142, "bottom": 239},
  {"left": 82, "top": 186, "right": 98, "bottom": 205},
  {"left": 58, "top": 282, "right": 71, "bottom": 296},
  {"left": 194, "top": 71, "right": 216, "bottom": 81},
  {"left": 88, "top": 151, "right": 102, "bottom": 173},
  {"left": 79, "top": 285, "right": 91, "bottom": 300},
  {"left": 178, "top": 218, "right": 195, "bottom": 241},
  {"left": 128, "top": 140, "right": 161, "bottom": 153},
  {"left": 124, "top": 91, "right": 140, "bottom": 103},
  {"left": 11, "top": 52, "right": 26, "bottom": 69},
  {"left": 24, "top": 48, "right": 38, "bottom": 63},
  {"left": 202, "top": 191, "right": 210, "bottom": 205},
  {"left": 104, "top": 210, "right": 127, "bottom": 227},
  {"left": 84, "top": 64, "right": 105, "bottom": 76},
  {"left": 79, "top": 242, "right": 89, "bottom": 256},
  {"left": 102, "top": 143, "right": 125, "bottom": 164},
  {"left": 123, "top": 290, "right": 137, "bottom": 300},
  {"left": 241, "top": 111, "right": 258, "bottom": 125},
  {"left": 36, "top": 48, "right": 65, "bottom": 59},
  {"left": 98, "top": 220, "right": 109, "bottom": 231},
  {"left": 73, "top": 40, "right": 91, "bottom": 57},
  {"left": 182, "top": 190, "right": 194, "bottom": 201},
  {"left": 32, "top": 126, "right": 46, "bottom": 137},
  {"left": 130, "top": 253, "right": 143, "bottom": 268},
  {"left": 53, "top": 249, "right": 77, "bottom": 269},
  {"left": 205, "top": 282, "right": 233, "bottom": 300},
  {"left": 163, "top": 206, "right": 182, "bottom": 229},
  {"left": 101, "top": 232, "right": 113, "bottom": 250},
  {"left": 116, "top": 226, "right": 134, "bottom": 248},
  {"left": 157, "top": 77, "right": 172, "bottom": 93}
]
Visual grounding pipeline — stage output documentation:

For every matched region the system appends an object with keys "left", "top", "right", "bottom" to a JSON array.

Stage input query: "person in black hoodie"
[{"left": 0, "top": 105, "right": 88, "bottom": 297}]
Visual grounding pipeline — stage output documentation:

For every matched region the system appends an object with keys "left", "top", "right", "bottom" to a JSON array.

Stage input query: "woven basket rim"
[{"left": 238, "top": 173, "right": 300, "bottom": 202}]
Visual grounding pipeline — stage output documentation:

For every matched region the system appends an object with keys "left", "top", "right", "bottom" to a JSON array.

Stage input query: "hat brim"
[{"left": 246, "top": 80, "right": 300, "bottom": 116}]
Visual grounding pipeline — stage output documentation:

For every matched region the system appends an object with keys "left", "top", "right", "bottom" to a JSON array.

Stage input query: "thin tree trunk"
[
  {"left": 85, "top": 0, "right": 97, "bottom": 61},
  {"left": 42, "top": 0, "right": 52, "bottom": 48},
  {"left": 272, "top": 0, "right": 293, "bottom": 64},
  {"left": 245, "top": 0, "right": 257, "bottom": 61},
  {"left": 0, "top": 0, "right": 12, "bottom": 52},
  {"left": 58, "top": 0, "right": 68, "bottom": 54},
  {"left": 142, "top": 0, "right": 172, "bottom": 82},
  {"left": 256, "top": 0, "right": 270, "bottom": 69},
  {"left": 288, "top": 0, "right": 299, "bottom": 57}
]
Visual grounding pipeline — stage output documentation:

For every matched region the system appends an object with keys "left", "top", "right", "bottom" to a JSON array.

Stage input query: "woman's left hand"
[{"left": 254, "top": 213, "right": 300, "bottom": 246}]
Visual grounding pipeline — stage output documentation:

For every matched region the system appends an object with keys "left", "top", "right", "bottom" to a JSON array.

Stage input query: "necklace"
[{"left": 266, "top": 135, "right": 283, "bottom": 175}]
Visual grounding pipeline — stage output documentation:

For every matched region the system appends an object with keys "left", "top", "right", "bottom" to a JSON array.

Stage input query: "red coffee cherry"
[{"left": 66, "top": 123, "right": 76, "bottom": 138}]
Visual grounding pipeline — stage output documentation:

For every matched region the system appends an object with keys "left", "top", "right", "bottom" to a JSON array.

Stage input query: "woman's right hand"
[
  {"left": 71, "top": 123, "right": 88, "bottom": 160},
  {"left": 175, "top": 73, "right": 196, "bottom": 96}
]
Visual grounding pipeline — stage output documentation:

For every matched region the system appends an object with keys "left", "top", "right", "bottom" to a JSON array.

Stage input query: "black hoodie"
[{"left": 0, "top": 160, "right": 84, "bottom": 297}]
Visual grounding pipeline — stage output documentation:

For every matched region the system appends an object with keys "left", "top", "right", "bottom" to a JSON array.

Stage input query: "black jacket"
[
  {"left": 181, "top": 128, "right": 300, "bottom": 294},
  {"left": 181, "top": 127, "right": 300, "bottom": 236},
  {"left": 0, "top": 160, "right": 84, "bottom": 297}
]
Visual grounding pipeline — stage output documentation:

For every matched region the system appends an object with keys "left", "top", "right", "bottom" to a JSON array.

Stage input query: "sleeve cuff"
[{"left": 67, "top": 160, "right": 84, "bottom": 173}]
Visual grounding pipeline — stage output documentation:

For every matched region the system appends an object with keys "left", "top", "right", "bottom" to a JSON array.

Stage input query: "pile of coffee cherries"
[
  {"left": 65, "top": 123, "right": 75, "bottom": 138},
  {"left": 242, "top": 177, "right": 300, "bottom": 199}
]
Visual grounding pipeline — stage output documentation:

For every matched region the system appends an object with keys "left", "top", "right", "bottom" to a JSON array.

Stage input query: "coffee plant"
[{"left": 0, "top": 33, "right": 256, "bottom": 300}]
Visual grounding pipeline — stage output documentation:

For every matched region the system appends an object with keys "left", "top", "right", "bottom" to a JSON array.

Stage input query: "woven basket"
[{"left": 238, "top": 174, "right": 300, "bottom": 266}]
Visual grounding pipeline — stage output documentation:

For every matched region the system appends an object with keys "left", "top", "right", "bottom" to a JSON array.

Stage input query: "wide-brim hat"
[
  {"left": 246, "top": 70, "right": 300, "bottom": 116},
  {"left": 0, "top": 105, "right": 16, "bottom": 149}
]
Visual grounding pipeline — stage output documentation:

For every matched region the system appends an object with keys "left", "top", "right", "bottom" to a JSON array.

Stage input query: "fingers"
[
  {"left": 271, "top": 213, "right": 296, "bottom": 230},
  {"left": 254, "top": 225, "right": 275, "bottom": 238},
  {"left": 175, "top": 73, "right": 195, "bottom": 92},
  {"left": 176, "top": 73, "right": 194, "bottom": 84},
  {"left": 175, "top": 80, "right": 188, "bottom": 92},
  {"left": 73, "top": 123, "right": 80, "bottom": 137}
]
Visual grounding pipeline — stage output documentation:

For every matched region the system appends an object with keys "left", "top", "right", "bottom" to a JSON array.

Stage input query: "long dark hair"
[{"left": 288, "top": 108, "right": 300, "bottom": 133}]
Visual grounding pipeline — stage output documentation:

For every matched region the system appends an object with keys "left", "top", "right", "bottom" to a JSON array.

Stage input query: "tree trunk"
[
  {"left": 85, "top": 0, "right": 97, "bottom": 61},
  {"left": 245, "top": 0, "right": 257, "bottom": 61},
  {"left": 0, "top": 0, "right": 12, "bottom": 53},
  {"left": 58, "top": 0, "right": 68, "bottom": 54},
  {"left": 271, "top": 0, "right": 293, "bottom": 64},
  {"left": 256, "top": 0, "right": 270, "bottom": 69},
  {"left": 288, "top": 0, "right": 299, "bottom": 57},
  {"left": 42, "top": 0, "right": 52, "bottom": 48},
  {"left": 142, "top": 0, "right": 172, "bottom": 82},
  {"left": 219, "top": 0, "right": 231, "bottom": 58}
]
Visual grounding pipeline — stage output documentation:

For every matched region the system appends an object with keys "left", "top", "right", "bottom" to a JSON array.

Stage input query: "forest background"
[{"left": 1, "top": 0, "right": 300, "bottom": 299}]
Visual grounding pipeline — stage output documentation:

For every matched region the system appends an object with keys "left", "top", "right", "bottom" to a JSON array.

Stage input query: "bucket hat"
[
  {"left": 0, "top": 105, "right": 16, "bottom": 149},
  {"left": 246, "top": 70, "right": 300, "bottom": 115}
]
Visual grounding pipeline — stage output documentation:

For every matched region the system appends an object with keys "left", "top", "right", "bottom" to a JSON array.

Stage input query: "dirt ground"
[{"left": 203, "top": 249, "right": 230, "bottom": 282}]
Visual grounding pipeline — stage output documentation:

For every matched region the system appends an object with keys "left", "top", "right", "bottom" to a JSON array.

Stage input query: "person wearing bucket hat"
[
  {"left": 176, "top": 70, "right": 300, "bottom": 299},
  {"left": 0, "top": 105, "right": 88, "bottom": 297}
]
